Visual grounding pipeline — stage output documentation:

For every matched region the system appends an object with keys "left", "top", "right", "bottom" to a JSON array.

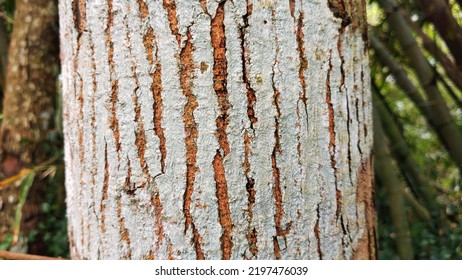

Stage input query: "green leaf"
[{"left": 12, "top": 170, "right": 36, "bottom": 244}]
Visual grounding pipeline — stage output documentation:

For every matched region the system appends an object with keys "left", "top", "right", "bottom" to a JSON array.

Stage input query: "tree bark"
[{"left": 60, "top": 0, "right": 375, "bottom": 259}]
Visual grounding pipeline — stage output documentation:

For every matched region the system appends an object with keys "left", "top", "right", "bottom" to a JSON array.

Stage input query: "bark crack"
[
  {"left": 143, "top": 27, "right": 167, "bottom": 173},
  {"left": 117, "top": 199, "right": 132, "bottom": 259},
  {"left": 296, "top": 12, "right": 309, "bottom": 137},
  {"left": 213, "top": 150, "right": 233, "bottom": 260},
  {"left": 125, "top": 17, "right": 150, "bottom": 184},
  {"left": 72, "top": 0, "right": 86, "bottom": 37},
  {"left": 100, "top": 141, "right": 109, "bottom": 235},
  {"left": 163, "top": 0, "right": 181, "bottom": 46},
  {"left": 240, "top": 3, "right": 259, "bottom": 258},
  {"left": 271, "top": 21, "right": 292, "bottom": 257},
  {"left": 137, "top": 0, "right": 149, "bottom": 19},
  {"left": 326, "top": 52, "right": 341, "bottom": 220},
  {"left": 328, "top": 0, "right": 351, "bottom": 28},
  {"left": 212, "top": 2, "right": 231, "bottom": 157},
  {"left": 240, "top": 2, "right": 257, "bottom": 131},
  {"left": 314, "top": 204, "right": 323, "bottom": 259},
  {"left": 106, "top": 0, "right": 122, "bottom": 157},
  {"left": 211, "top": 3, "right": 233, "bottom": 259},
  {"left": 178, "top": 29, "right": 204, "bottom": 259}
]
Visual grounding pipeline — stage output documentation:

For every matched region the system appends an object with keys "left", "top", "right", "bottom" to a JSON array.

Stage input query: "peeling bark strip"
[{"left": 61, "top": 0, "right": 374, "bottom": 259}]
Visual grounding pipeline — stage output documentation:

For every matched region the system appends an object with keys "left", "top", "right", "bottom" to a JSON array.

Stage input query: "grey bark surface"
[{"left": 60, "top": 0, "right": 374, "bottom": 259}]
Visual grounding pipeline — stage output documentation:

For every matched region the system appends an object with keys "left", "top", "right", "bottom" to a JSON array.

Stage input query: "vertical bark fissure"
[
  {"left": 240, "top": 1, "right": 258, "bottom": 258},
  {"left": 90, "top": 35, "right": 98, "bottom": 187},
  {"left": 243, "top": 131, "right": 257, "bottom": 257},
  {"left": 211, "top": 2, "right": 233, "bottom": 260},
  {"left": 326, "top": 52, "right": 341, "bottom": 220},
  {"left": 192, "top": 224, "right": 205, "bottom": 260},
  {"left": 106, "top": 0, "right": 121, "bottom": 157},
  {"left": 200, "top": 0, "right": 209, "bottom": 15},
  {"left": 152, "top": 189, "right": 165, "bottom": 252},
  {"left": 88, "top": 32, "right": 101, "bottom": 247},
  {"left": 125, "top": 16, "right": 150, "bottom": 184},
  {"left": 72, "top": 0, "right": 86, "bottom": 36},
  {"left": 314, "top": 204, "right": 323, "bottom": 259},
  {"left": 271, "top": 18, "right": 292, "bottom": 257},
  {"left": 100, "top": 141, "right": 109, "bottom": 235},
  {"left": 213, "top": 151, "right": 233, "bottom": 259},
  {"left": 74, "top": 13, "right": 85, "bottom": 248},
  {"left": 143, "top": 27, "right": 167, "bottom": 173},
  {"left": 273, "top": 236, "right": 282, "bottom": 260},
  {"left": 337, "top": 26, "right": 351, "bottom": 255},
  {"left": 179, "top": 28, "right": 203, "bottom": 258},
  {"left": 212, "top": 3, "right": 231, "bottom": 157},
  {"left": 337, "top": 25, "right": 353, "bottom": 187},
  {"left": 357, "top": 69, "right": 365, "bottom": 158},
  {"left": 354, "top": 157, "right": 376, "bottom": 259},
  {"left": 328, "top": 0, "right": 352, "bottom": 28},
  {"left": 141, "top": 18, "right": 167, "bottom": 250},
  {"left": 289, "top": 0, "right": 295, "bottom": 18},
  {"left": 296, "top": 12, "right": 309, "bottom": 138},
  {"left": 241, "top": 2, "right": 257, "bottom": 130},
  {"left": 137, "top": 0, "right": 149, "bottom": 19},
  {"left": 163, "top": 0, "right": 181, "bottom": 46},
  {"left": 117, "top": 199, "right": 132, "bottom": 259}
]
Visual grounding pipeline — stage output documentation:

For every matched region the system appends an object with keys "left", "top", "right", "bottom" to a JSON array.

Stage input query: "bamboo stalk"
[
  {"left": 374, "top": 108, "right": 414, "bottom": 260},
  {"left": 372, "top": 82, "right": 437, "bottom": 210},
  {"left": 403, "top": 11, "right": 462, "bottom": 92},
  {"left": 376, "top": 0, "right": 462, "bottom": 174},
  {"left": 415, "top": 0, "right": 462, "bottom": 70}
]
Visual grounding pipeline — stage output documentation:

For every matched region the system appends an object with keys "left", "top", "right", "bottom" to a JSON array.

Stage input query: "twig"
[
  {"left": 0, "top": 12, "right": 14, "bottom": 24},
  {"left": 0, "top": 250, "right": 65, "bottom": 260}
]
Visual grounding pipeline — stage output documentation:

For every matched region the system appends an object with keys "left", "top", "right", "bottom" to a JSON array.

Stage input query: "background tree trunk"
[
  {"left": 0, "top": 0, "right": 59, "bottom": 252},
  {"left": 60, "top": 0, "right": 374, "bottom": 259}
]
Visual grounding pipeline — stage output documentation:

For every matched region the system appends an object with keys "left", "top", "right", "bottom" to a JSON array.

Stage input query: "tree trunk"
[
  {"left": 60, "top": 0, "right": 375, "bottom": 259},
  {"left": 0, "top": 0, "right": 60, "bottom": 251}
]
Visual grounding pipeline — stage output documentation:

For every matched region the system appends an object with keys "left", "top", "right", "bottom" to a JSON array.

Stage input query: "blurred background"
[{"left": 0, "top": 0, "right": 461, "bottom": 259}]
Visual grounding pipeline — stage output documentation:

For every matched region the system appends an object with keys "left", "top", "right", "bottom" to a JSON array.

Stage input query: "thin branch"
[{"left": 0, "top": 250, "right": 65, "bottom": 260}]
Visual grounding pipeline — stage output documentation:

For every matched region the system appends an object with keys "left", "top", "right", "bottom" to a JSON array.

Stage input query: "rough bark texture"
[
  {"left": 60, "top": 0, "right": 374, "bottom": 259},
  {"left": 0, "top": 0, "right": 59, "bottom": 250}
]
